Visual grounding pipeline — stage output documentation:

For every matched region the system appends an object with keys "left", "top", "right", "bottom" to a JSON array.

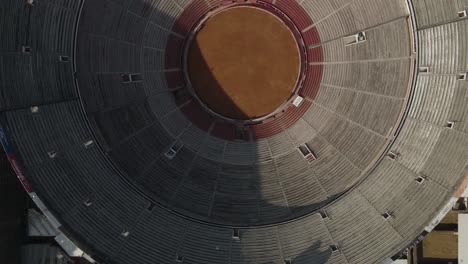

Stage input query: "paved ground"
[
  {"left": 422, "top": 231, "right": 458, "bottom": 260},
  {"left": 187, "top": 7, "right": 300, "bottom": 120}
]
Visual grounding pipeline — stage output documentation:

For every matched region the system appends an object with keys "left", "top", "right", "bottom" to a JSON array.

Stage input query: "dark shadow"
[
  {"left": 72, "top": 0, "right": 337, "bottom": 263},
  {"left": 0, "top": 149, "right": 27, "bottom": 264},
  {"left": 293, "top": 241, "right": 333, "bottom": 264},
  {"left": 186, "top": 40, "right": 250, "bottom": 120},
  {"left": 76, "top": 0, "right": 336, "bottom": 226},
  {"left": 0, "top": 0, "right": 426, "bottom": 263}
]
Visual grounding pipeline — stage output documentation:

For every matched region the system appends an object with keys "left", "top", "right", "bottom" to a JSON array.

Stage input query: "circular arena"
[{"left": 0, "top": 0, "right": 467, "bottom": 263}]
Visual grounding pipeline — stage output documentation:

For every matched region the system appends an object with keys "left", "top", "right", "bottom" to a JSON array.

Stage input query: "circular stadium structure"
[{"left": 1, "top": 0, "right": 467, "bottom": 263}]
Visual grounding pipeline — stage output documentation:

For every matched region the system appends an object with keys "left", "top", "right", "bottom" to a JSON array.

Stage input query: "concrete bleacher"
[
  {"left": 324, "top": 191, "right": 405, "bottom": 263},
  {"left": 0, "top": 0, "right": 467, "bottom": 263},
  {"left": 306, "top": 134, "right": 362, "bottom": 197},
  {"left": 358, "top": 158, "right": 450, "bottom": 241},
  {"left": 0, "top": 0, "right": 78, "bottom": 111},
  {"left": 308, "top": 0, "right": 410, "bottom": 44},
  {"left": 412, "top": 0, "right": 468, "bottom": 29}
]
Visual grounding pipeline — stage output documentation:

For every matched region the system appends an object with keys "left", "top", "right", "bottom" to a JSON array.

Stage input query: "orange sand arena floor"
[{"left": 187, "top": 7, "right": 300, "bottom": 120}]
